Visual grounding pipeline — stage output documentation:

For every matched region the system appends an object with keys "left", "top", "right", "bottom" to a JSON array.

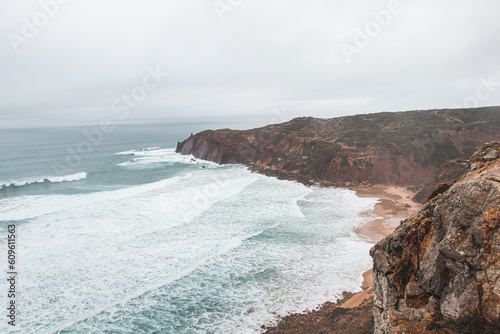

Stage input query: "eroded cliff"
[
  {"left": 176, "top": 107, "right": 500, "bottom": 202},
  {"left": 371, "top": 142, "right": 500, "bottom": 333}
]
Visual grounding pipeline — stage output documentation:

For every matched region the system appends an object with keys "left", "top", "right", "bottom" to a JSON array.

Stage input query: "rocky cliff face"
[
  {"left": 371, "top": 142, "right": 500, "bottom": 333},
  {"left": 177, "top": 107, "right": 500, "bottom": 202}
]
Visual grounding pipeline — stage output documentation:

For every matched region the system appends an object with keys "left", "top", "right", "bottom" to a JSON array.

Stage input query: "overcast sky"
[{"left": 1, "top": 0, "right": 500, "bottom": 128}]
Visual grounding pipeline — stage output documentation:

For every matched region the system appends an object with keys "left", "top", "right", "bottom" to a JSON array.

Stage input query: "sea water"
[{"left": 0, "top": 123, "right": 377, "bottom": 333}]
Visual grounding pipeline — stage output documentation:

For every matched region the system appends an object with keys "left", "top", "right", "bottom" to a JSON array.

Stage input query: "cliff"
[
  {"left": 176, "top": 107, "right": 500, "bottom": 202},
  {"left": 371, "top": 142, "right": 500, "bottom": 333}
]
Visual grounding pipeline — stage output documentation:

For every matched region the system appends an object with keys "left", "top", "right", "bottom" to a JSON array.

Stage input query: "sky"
[{"left": 1, "top": 0, "right": 500, "bottom": 128}]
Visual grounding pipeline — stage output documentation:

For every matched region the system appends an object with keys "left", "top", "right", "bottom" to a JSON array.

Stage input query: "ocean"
[{"left": 0, "top": 123, "right": 377, "bottom": 334}]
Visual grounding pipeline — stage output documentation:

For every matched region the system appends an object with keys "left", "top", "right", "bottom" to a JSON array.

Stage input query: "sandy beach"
[
  {"left": 343, "top": 185, "right": 423, "bottom": 309},
  {"left": 264, "top": 185, "right": 423, "bottom": 333}
]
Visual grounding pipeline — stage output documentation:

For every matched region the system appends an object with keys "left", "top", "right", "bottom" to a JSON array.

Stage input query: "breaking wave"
[{"left": 0, "top": 172, "right": 87, "bottom": 190}]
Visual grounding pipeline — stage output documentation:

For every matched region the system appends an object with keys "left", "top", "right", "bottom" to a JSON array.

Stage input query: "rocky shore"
[
  {"left": 176, "top": 107, "right": 500, "bottom": 202},
  {"left": 176, "top": 109, "right": 500, "bottom": 333},
  {"left": 371, "top": 142, "right": 500, "bottom": 333},
  {"left": 262, "top": 292, "right": 374, "bottom": 334},
  {"left": 262, "top": 143, "right": 500, "bottom": 334}
]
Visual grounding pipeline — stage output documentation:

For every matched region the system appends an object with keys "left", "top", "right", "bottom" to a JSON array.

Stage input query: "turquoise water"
[{"left": 0, "top": 123, "right": 376, "bottom": 333}]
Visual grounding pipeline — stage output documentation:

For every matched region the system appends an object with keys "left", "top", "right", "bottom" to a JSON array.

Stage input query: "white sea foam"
[
  {"left": 0, "top": 172, "right": 87, "bottom": 190},
  {"left": 0, "top": 167, "right": 262, "bottom": 333},
  {"left": 116, "top": 148, "right": 219, "bottom": 168},
  {"left": 0, "top": 165, "right": 378, "bottom": 334},
  {"left": 115, "top": 147, "right": 161, "bottom": 155},
  {"left": 115, "top": 149, "right": 136, "bottom": 155}
]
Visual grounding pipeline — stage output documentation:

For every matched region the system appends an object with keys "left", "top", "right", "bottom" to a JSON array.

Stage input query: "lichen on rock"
[{"left": 371, "top": 142, "right": 500, "bottom": 333}]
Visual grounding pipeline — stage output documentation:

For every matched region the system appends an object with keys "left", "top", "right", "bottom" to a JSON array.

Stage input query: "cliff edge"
[
  {"left": 371, "top": 142, "right": 500, "bottom": 333},
  {"left": 176, "top": 107, "right": 500, "bottom": 202}
]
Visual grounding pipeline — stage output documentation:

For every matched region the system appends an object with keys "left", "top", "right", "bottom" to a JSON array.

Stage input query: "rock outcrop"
[
  {"left": 176, "top": 107, "right": 500, "bottom": 202},
  {"left": 371, "top": 142, "right": 500, "bottom": 333},
  {"left": 263, "top": 292, "right": 374, "bottom": 334}
]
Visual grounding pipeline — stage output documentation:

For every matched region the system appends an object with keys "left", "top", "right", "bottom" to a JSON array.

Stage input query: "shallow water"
[{"left": 0, "top": 124, "right": 376, "bottom": 333}]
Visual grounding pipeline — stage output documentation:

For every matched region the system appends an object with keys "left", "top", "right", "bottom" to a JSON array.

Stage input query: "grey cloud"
[{"left": 1, "top": 0, "right": 499, "bottom": 128}]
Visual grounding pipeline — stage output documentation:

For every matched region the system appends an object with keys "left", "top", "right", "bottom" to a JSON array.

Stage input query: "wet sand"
[
  {"left": 263, "top": 185, "right": 423, "bottom": 332},
  {"left": 345, "top": 185, "right": 423, "bottom": 308}
]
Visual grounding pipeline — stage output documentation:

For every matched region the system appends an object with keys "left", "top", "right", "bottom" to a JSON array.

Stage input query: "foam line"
[{"left": 0, "top": 172, "right": 87, "bottom": 190}]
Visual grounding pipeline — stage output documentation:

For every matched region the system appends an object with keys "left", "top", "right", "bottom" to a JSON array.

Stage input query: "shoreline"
[
  {"left": 264, "top": 185, "right": 423, "bottom": 333},
  {"left": 348, "top": 185, "right": 423, "bottom": 307}
]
